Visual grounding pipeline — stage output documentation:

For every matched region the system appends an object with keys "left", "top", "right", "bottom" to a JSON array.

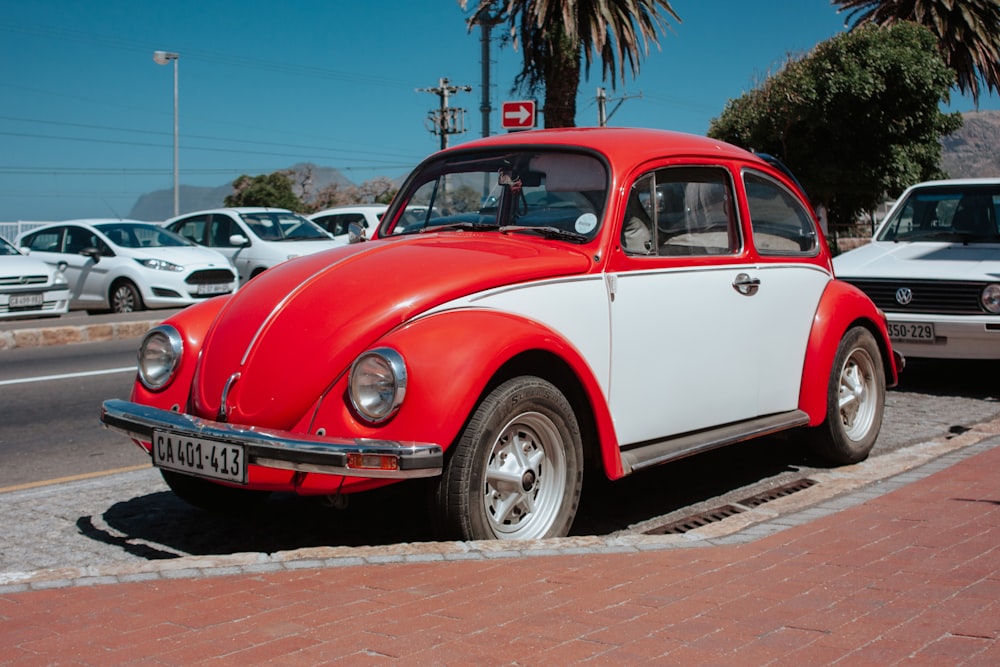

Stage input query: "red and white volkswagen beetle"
[{"left": 102, "top": 128, "right": 900, "bottom": 541}]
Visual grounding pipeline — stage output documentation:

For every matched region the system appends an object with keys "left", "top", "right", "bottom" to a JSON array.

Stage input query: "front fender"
[
  {"left": 308, "top": 307, "right": 623, "bottom": 478},
  {"left": 799, "top": 279, "right": 899, "bottom": 424}
]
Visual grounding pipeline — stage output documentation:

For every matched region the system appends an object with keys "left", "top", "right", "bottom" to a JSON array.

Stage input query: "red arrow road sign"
[{"left": 501, "top": 100, "right": 536, "bottom": 130}]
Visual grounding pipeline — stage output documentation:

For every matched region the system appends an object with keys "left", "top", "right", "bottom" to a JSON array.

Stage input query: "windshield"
[
  {"left": 0, "top": 237, "right": 21, "bottom": 255},
  {"left": 240, "top": 212, "right": 331, "bottom": 241},
  {"left": 876, "top": 185, "right": 1000, "bottom": 243},
  {"left": 385, "top": 150, "right": 608, "bottom": 242},
  {"left": 95, "top": 223, "right": 193, "bottom": 248}
]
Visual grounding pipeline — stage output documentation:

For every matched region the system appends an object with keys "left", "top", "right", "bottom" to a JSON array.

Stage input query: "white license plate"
[
  {"left": 197, "top": 283, "right": 232, "bottom": 295},
  {"left": 9, "top": 293, "right": 43, "bottom": 308},
  {"left": 887, "top": 321, "right": 935, "bottom": 343},
  {"left": 153, "top": 431, "right": 246, "bottom": 483}
]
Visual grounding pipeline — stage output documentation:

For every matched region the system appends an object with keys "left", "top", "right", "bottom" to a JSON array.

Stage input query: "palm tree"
[
  {"left": 833, "top": 0, "right": 1000, "bottom": 105},
  {"left": 461, "top": 0, "right": 680, "bottom": 128}
]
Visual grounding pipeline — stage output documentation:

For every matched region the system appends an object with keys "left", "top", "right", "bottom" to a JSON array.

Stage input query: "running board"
[{"left": 620, "top": 410, "right": 811, "bottom": 475}]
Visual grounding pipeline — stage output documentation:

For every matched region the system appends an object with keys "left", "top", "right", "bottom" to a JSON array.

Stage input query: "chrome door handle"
[{"left": 733, "top": 272, "right": 760, "bottom": 296}]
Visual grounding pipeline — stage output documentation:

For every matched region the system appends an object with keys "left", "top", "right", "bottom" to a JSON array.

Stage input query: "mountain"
[
  {"left": 128, "top": 163, "right": 354, "bottom": 221},
  {"left": 941, "top": 110, "right": 1000, "bottom": 179}
]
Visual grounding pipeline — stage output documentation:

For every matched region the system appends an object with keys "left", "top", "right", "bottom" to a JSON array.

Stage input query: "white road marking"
[{"left": 0, "top": 366, "right": 136, "bottom": 386}]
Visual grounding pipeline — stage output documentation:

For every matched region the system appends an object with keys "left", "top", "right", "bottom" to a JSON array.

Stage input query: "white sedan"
[
  {"left": 834, "top": 178, "right": 1000, "bottom": 359},
  {"left": 17, "top": 220, "right": 238, "bottom": 313},
  {"left": 0, "top": 235, "right": 70, "bottom": 319}
]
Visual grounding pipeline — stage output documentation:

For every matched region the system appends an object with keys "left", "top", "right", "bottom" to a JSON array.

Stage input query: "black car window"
[{"left": 744, "top": 170, "right": 818, "bottom": 255}]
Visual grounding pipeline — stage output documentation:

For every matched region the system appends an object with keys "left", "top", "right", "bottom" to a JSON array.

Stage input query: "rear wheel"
[
  {"left": 161, "top": 470, "right": 270, "bottom": 513},
  {"left": 110, "top": 280, "right": 143, "bottom": 313},
  {"left": 812, "top": 327, "right": 885, "bottom": 464},
  {"left": 434, "top": 376, "right": 584, "bottom": 541}
]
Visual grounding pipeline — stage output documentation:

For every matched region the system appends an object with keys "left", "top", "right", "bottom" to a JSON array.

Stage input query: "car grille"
[
  {"left": 0, "top": 275, "right": 47, "bottom": 286},
  {"left": 842, "top": 278, "right": 988, "bottom": 315},
  {"left": 186, "top": 269, "right": 235, "bottom": 285}
]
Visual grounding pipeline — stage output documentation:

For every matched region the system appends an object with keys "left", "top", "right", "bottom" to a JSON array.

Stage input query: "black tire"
[
  {"left": 811, "top": 326, "right": 886, "bottom": 465},
  {"left": 160, "top": 469, "right": 270, "bottom": 513},
  {"left": 434, "top": 376, "right": 584, "bottom": 541},
  {"left": 110, "top": 280, "right": 143, "bottom": 313}
]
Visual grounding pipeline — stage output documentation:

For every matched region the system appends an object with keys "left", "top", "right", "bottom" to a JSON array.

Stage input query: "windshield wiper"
[
  {"left": 500, "top": 225, "right": 590, "bottom": 243},
  {"left": 419, "top": 222, "right": 500, "bottom": 233}
]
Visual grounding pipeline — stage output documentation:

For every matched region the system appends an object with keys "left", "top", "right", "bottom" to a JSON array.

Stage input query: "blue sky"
[{"left": 2, "top": 0, "right": 995, "bottom": 222}]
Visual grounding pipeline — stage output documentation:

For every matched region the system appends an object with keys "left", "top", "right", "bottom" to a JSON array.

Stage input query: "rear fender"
[{"left": 799, "top": 280, "right": 899, "bottom": 424}]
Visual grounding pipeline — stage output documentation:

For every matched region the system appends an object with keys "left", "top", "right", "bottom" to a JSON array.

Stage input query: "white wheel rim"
[
  {"left": 482, "top": 411, "right": 567, "bottom": 539},
  {"left": 838, "top": 347, "right": 878, "bottom": 441}
]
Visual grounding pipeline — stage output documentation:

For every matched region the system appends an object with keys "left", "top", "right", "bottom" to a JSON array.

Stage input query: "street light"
[{"left": 153, "top": 50, "right": 179, "bottom": 217}]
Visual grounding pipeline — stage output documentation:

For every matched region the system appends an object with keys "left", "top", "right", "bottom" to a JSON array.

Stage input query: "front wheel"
[
  {"left": 434, "top": 377, "right": 584, "bottom": 541},
  {"left": 110, "top": 280, "right": 143, "bottom": 313},
  {"left": 811, "top": 326, "right": 886, "bottom": 464}
]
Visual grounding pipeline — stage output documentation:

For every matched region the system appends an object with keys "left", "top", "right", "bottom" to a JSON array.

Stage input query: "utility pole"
[
  {"left": 417, "top": 77, "right": 473, "bottom": 150},
  {"left": 596, "top": 87, "right": 642, "bottom": 127},
  {"left": 470, "top": 8, "right": 503, "bottom": 138}
]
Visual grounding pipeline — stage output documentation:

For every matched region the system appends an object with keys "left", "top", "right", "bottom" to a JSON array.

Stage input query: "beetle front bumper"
[{"left": 100, "top": 399, "right": 443, "bottom": 479}]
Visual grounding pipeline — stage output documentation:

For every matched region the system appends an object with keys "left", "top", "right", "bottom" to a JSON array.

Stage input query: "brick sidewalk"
[{"left": 2, "top": 439, "right": 998, "bottom": 665}]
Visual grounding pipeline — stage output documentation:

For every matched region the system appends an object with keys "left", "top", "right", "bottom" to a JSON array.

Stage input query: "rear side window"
[{"left": 744, "top": 171, "right": 818, "bottom": 255}]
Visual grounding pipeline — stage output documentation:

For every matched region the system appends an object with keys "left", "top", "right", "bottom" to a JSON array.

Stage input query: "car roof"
[
  {"left": 901, "top": 178, "right": 1000, "bottom": 189},
  {"left": 164, "top": 207, "right": 296, "bottom": 223},
  {"left": 443, "top": 127, "right": 757, "bottom": 165},
  {"left": 310, "top": 205, "right": 387, "bottom": 215}
]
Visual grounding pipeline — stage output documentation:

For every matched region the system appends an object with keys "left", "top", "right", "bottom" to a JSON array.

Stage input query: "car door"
[
  {"left": 606, "top": 164, "right": 826, "bottom": 447},
  {"left": 208, "top": 214, "right": 254, "bottom": 282}
]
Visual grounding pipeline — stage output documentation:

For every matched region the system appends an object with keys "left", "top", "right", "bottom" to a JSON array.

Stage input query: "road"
[{"left": 0, "top": 338, "right": 148, "bottom": 488}]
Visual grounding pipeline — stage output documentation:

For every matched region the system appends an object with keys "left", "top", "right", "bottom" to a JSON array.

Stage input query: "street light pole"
[{"left": 153, "top": 50, "right": 180, "bottom": 217}]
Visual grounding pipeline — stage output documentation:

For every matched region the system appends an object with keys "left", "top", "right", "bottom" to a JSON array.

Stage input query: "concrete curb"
[{"left": 0, "top": 319, "right": 162, "bottom": 351}]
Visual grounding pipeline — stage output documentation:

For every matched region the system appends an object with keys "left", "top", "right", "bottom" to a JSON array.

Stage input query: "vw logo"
[{"left": 895, "top": 287, "right": 913, "bottom": 305}]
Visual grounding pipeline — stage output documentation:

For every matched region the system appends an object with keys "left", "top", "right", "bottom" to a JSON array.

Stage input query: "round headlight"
[
  {"left": 983, "top": 284, "right": 1000, "bottom": 314},
  {"left": 137, "top": 325, "right": 183, "bottom": 391},
  {"left": 349, "top": 348, "right": 406, "bottom": 423}
]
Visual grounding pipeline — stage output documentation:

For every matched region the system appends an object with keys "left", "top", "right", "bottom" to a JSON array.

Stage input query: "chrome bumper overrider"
[{"left": 100, "top": 399, "right": 443, "bottom": 479}]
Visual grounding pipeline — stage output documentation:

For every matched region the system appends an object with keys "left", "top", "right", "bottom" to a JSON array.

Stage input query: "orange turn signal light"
[{"left": 346, "top": 453, "right": 400, "bottom": 471}]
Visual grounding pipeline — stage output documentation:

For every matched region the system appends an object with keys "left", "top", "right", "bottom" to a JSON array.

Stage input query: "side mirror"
[
  {"left": 17, "top": 246, "right": 30, "bottom": 256},
  {"left": 229, "top": 234, "right": 250, "bottom": 247},
  {"left": 79, "top": 246, "right": 102, "bottom": 264},
  {"left": 347, "top": 222, "right": 367, "bottom": 244}
]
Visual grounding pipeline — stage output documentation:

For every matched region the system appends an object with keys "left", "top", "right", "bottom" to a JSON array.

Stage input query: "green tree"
[
  {"left": 224, "top": 171, "right": 303, "bottom": 210},
  {"left": 460, "top": 0, "right": 680, "bottom": 128},
  {"left": 708, "top": 22, "right": 962, "bottom": 232},
  {"left": 834, "top": 0, "right": 1000, "bottom": 105}
]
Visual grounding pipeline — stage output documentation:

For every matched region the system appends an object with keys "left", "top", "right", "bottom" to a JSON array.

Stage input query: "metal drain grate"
[
  {"left": 643, "top": 477, "right": 818, "bottom": 535},
  {"left": 737, "top": 478, "right": 817, "bottom": 508}
]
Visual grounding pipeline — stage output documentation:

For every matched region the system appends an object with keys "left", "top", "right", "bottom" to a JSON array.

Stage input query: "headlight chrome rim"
[
  {"left": 982, "top": 283, "right": 1000, "bottom": 314},
  {"left": 137, "top": 325, "right": 183, "bottom": 391},
  {"left": 349, "top": 348, "right": 407, "bottom": 423}
]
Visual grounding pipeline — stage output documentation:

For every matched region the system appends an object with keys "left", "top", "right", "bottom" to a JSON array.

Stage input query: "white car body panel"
[{"left": 420, "top": 262, "right": 829, "bottom": 449}]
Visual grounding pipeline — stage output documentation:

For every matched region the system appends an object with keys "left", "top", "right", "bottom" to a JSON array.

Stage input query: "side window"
[
  {"left": 208, "top": 215, "right": 242, "bottom": 247},
  {"left": 744, "top": 171, "right": 818, "bottom": 255},
  {"left": 24, "top": 228, "right": 63, "bottom": 253},
  {"left": 171, "top": 215, "right": 207, "bottom": 245},
  {"left": 623, "top": 166, "right": 739, "bottom": 256},
  {"left": 64, "top": 226, "right": 100, "bottom": 255}
]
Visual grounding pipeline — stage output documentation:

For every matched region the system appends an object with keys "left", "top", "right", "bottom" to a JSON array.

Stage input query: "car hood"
[
  {"left": 190, "top": 234, "right": 594, "bottom": 428},
  {"left": 0, "top": 254, "right": 57, "bottom": 281},
  {"left": 833, "top": 241, "right": 1000, "bottom": 282},
  {"left": 122, "top": 245, "right": 232, "bottom": 267}
]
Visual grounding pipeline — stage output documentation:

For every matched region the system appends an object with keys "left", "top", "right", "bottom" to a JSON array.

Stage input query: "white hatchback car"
[
  {"left": 308, "top": 204, "right": 386, "bottom": 242},
  {"left": 834, "top": 178, "right": 1000, "bottom": 359},
  {"left": 0, "top": 235, "right": 70, "bottom": 320},
  {"left": 17, "top": 220, "right": 238, "bottom": 313},
  {"left": 164, "top": 207, "right": 342, "bottom": 283}
]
